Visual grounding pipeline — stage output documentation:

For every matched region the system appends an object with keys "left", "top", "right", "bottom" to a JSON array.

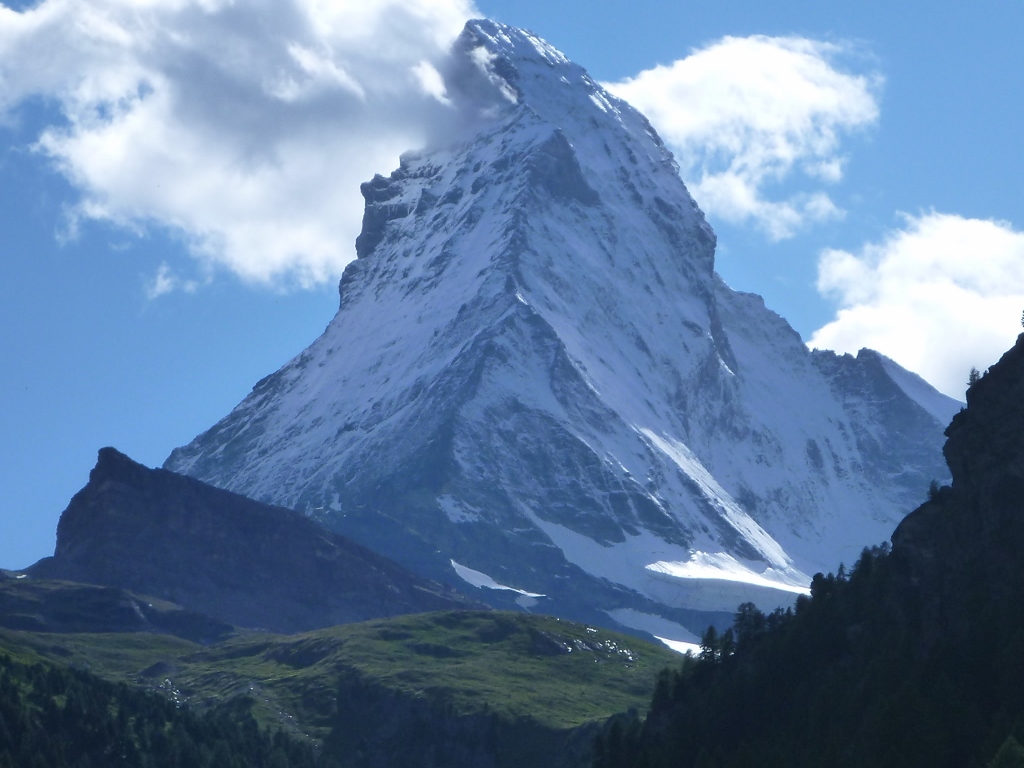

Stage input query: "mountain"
[
  {"left": 165, "top": 20, "right": 958, "bottom": 644},
  {"left": 594, "top": 333, "right": 1024, "bottom": 768},
  {"left": 28, "top": 447, "right": 480, "bottom": 633}
]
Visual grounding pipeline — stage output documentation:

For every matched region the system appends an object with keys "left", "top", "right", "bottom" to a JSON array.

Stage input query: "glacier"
[{"left": 165, "top": 20, "right": 958, "bottom": 642}]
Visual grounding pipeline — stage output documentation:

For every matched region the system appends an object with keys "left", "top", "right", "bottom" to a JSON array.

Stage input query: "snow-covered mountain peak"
[
  {"left": 446, "top": 20, "right": 680, "bottom": 175},
  {"left": 167, "top": 21, "right": 957, "bottom": 646}
]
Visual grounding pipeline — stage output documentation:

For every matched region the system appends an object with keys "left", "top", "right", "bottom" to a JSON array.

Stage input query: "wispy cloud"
[
  {"left": 604, "top": 36, "right": 881, "bottom": 239},
  {"left": 809, "top": 212, "right": 1024, "bottom": 399},
  {"left": 145, "top": 261, "right": 199, "bottom": 299},
  {"left": 0, "top": 0, "right": 477, "bottom": 287}
]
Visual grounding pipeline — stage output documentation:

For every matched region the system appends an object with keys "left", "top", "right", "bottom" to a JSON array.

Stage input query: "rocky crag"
[{"left": 29, "top": 448, "right": 481, "bottom": 633}]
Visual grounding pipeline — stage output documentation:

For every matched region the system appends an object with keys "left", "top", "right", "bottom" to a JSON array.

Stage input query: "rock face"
[
  {"left": 29, "top": 448, "right": 481, "bottom": 633},
  {"left": 891, "top": 333, "right": 1024, "bottom": 646},
  {"left": 165, "top": 20, "right": 957, "bottom": 643}
]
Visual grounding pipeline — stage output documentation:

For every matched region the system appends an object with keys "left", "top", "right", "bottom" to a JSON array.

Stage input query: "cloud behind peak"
[
  {"left": 604, "top": 35, "right": 881, "bottom": 239},
  {"left": 1, "top": 0, "right": 478, "bottom": 287}
]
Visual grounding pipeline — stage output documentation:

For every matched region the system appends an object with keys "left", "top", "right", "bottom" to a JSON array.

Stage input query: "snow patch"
[
  {"left": 606, "top": 607, "right": 700, "bottom": 648},
  {"left": 646, "top": 551, "right": 810, "bottom": 594},
  {"left": 450, "top": 559, "right": 545, "bottom": 598},
  {"left": 639, "top": 428, "right": 797, "bottom": 571},
  {"left": 438, "top": 495, "right": 482, "bottom": 524},
  {"left": 522, "top": 502, "right": 807, "bottom": 614},
  {"left": 656, "top": 637, "right": 701, "bottom": 655}
]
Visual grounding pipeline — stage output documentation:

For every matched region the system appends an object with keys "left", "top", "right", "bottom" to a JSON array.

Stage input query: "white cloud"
[
  {"left": 604, "top": 36, "right": 881, "bottom": 239},
  {"left": 145, "top": 261, "right": 199, "bottom": 299},
  {"left": 1, "top": 13, "right": 885, "bottom": 286},
  {"left": 0, "top": 0, "right": 477, "bottom": 287},
  {"left": 809, "top": 212, "right": 1024, "bottom": 399}
]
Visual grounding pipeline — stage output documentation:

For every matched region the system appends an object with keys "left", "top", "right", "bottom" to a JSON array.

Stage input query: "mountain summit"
[{"left": 166, "top": 21, "right": 957, "bottom": 643}]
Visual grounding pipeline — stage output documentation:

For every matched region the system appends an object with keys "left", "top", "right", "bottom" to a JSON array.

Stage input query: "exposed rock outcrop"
[
  {"left": 29, "top": 448, "right": 483, "bottom": 633},
  {"left": 891, "top": 333, "right": 1024, "bottom": 646}
]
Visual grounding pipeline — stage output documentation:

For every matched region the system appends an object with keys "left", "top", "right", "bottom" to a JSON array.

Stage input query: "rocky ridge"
[
  {"left": 891, "top": 332, "right": 1024, "bottom": 646},
  {"left": 29, "top": 448, "right": 481, "bottom": 633}
]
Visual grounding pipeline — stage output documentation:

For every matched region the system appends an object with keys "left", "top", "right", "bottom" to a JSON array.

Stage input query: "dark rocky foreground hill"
[
  {"left": 28, "top": 447, "right": 481, "bottom": 633},
  {"left": 595, "top": 333, "right": 1024, "bottom": 768}
]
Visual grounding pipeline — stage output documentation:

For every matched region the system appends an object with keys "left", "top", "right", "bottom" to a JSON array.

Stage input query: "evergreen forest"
[{"left": 0, "top": 653, "right": 325, "bottom": 768}]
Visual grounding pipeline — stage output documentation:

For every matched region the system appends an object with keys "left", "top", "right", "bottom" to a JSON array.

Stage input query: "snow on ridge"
[
  {"left": 874, "top": 350, "right": 963, "bottom": 426},
  {"left": 638, "top": 428, "right": 796, "bottom": 571},
  {"left": 646, "top": 553, "right": 811, "bottom": 595}
]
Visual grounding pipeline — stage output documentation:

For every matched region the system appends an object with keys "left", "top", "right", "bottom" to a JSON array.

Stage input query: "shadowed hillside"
[{"left": 28, "top": 448, "right": 481, "bottom": 633}]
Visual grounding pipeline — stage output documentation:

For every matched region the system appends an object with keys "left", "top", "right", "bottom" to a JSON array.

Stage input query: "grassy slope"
[{"left": 0, "top": 610, "right": 678, "bottom": 743}]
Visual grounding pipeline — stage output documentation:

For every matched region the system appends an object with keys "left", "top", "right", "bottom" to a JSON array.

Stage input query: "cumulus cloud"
[
  {"left": 604, "top": 36, "right": 881, "bottom": 239},
  {"left": 0, "top": 0, "right": 477, "bottom": 288},
  {"left": 1, "top": 11, "right": 884, "bottom": 288},
  {"left": 809, "top": 212, "right": 1024, "bottom": 399}
]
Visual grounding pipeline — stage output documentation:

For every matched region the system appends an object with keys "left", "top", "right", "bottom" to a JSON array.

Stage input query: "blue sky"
[{"left": 1, "top": 0, "right": 1022, "bottom": 569}]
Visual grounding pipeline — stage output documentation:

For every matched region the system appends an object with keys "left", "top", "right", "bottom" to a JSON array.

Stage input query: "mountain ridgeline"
[
  {"left": 29, "top": 447, "right": 480, "bottom": 634},
  {"left": 594, "top": 334, "right": 1024, "bottom": 768},
  {"left": 164, "top": 20, "right": 957, "bottom": 645}
]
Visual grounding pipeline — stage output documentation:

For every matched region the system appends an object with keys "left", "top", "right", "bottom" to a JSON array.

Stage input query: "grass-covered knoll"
[
  {"left": 188, "top": 611, "right": 678, "bottom": 733},
  {"left": 0, "top": 624, "right": 198, "bottom": 675},
  {"left": 0, "top": 610, "right": 678, "bottom": 748}
]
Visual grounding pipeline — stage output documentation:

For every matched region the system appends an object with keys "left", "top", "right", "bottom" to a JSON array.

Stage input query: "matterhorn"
[{"left": 166, "top": 21, "right": 957, "bottom": 646}]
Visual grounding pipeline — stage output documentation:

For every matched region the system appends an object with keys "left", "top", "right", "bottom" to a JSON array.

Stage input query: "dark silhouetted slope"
[{"left": 28, "top": 448, "right": 481, "bottom": 633}]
